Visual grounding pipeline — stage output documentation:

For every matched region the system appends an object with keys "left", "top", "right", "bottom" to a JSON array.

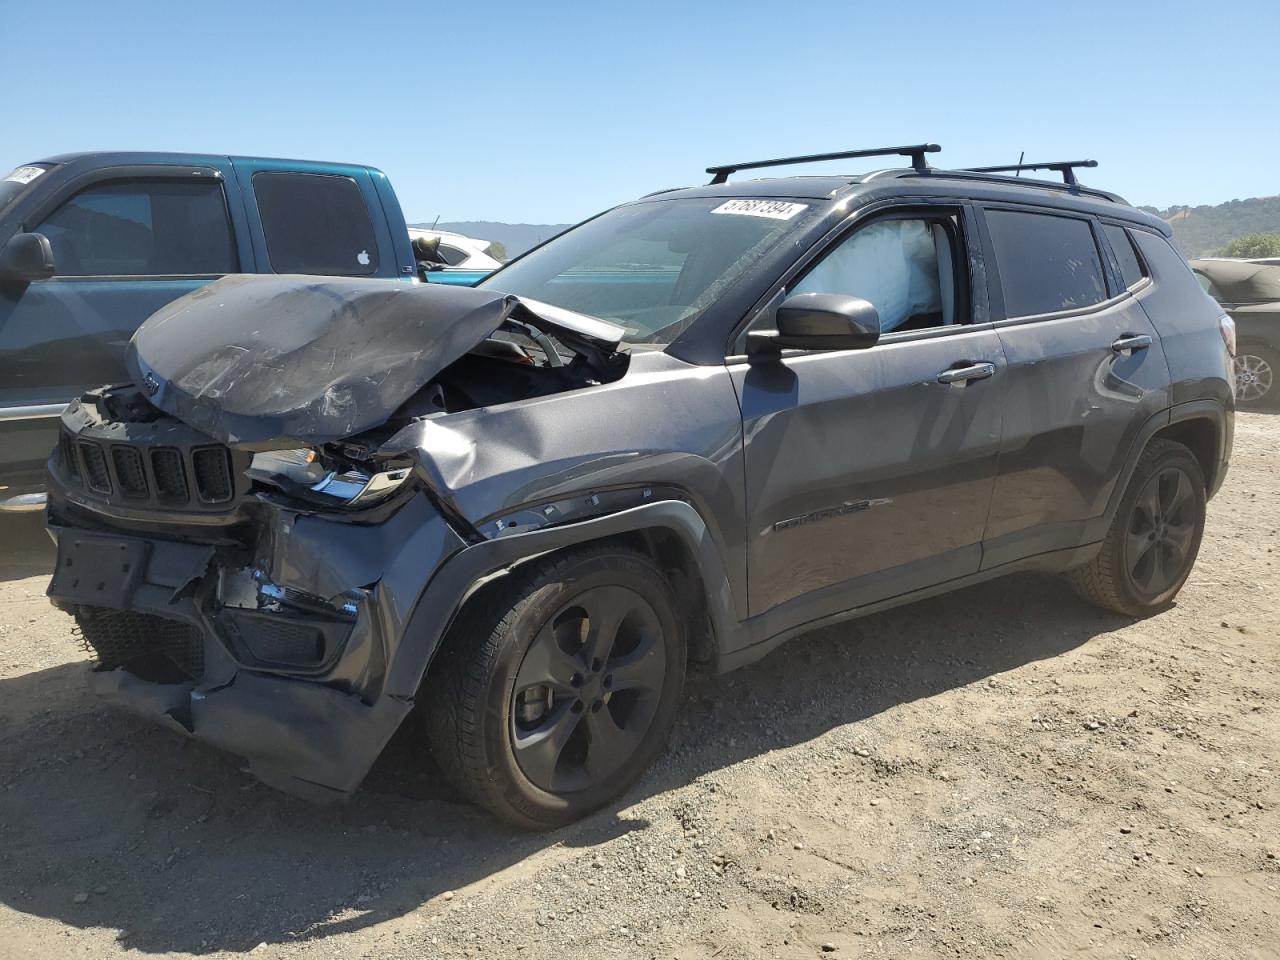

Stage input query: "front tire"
[
  {"left": 423, "top": 543, "right": 686, "bottom": 829},
  {"left": 1069, "top": 439, "right": 1206, "bottom": 617}
]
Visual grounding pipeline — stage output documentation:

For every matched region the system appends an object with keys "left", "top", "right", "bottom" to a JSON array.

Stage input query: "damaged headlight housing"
[{"left": 247, "top": 448, "right": 412, "bottom": 506}]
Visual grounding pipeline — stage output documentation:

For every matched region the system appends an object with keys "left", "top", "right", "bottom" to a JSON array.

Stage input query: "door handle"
[
  {"left": 937, "top": 361, "right": 996, "bottom": 385},
  {"left": 1111, "top": 333, "right": 1152, "bottom": 354}
]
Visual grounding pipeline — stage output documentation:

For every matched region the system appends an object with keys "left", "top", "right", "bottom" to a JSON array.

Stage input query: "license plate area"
[{"left": 49, "top": 535, "right": 151, "bottom": 607}]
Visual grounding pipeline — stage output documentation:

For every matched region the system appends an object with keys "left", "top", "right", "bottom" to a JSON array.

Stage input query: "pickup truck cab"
[{"left": 0, "top": 152, "right": 416, "bottom": 510}]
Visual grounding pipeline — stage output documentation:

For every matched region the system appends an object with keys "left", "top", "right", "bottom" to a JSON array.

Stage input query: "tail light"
[{"left": 1219, "top": 315, "right": 1237, "bottom": 357}]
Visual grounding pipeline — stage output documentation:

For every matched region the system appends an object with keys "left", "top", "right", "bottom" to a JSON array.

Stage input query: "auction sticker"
[
  {"left": 711, "top": 199, "right": 807, "bottom": 220},
  {"left": 3, "top": 166, "right": 45, "bottom": 185}
]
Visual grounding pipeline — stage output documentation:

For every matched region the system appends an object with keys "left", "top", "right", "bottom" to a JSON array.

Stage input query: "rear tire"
[
  {"left": 423, "top": 543, "right": 686, "bottom": 829},
  {"left": 1233, "top": 343, "right": 1279, "bottom": 409},
  {"left": 1069, "top": 439, "right": 1206, "bottom": 617}
]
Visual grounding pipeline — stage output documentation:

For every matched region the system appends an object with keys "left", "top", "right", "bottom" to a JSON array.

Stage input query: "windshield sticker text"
[
  {"left": 711, "top": 199, "right": 808, "bottom": 221},
  {"left": 3, "top": 166, "right": 45, "bottom": 186}
]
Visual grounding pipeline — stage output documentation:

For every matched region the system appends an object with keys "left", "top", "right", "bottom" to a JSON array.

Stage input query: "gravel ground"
[{"left": 0, "top": 413, "right": 1276, "bottom": 960}]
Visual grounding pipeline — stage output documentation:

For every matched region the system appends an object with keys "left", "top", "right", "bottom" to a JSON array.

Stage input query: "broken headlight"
[{"left": 248, "top": 448, "right": 412, "bottom": 507}]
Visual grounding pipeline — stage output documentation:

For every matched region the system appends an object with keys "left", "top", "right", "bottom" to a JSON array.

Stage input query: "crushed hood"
[{"left": 127, "top": 275, "right": 624, "bottom": 448}]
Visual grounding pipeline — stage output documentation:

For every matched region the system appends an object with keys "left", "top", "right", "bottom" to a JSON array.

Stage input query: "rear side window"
[
  {"left": 34, "top": 179, "right": 236, "bottom": 277},
  {"left": 985, "top": 209, "right": 1107, "bottom": 318},
  {"left": 1104, "top": 224, "right": 1147, "bottom": 289},
  {"left": 437, "top": 243, "right": 468, "bottom": 266},
  {"left": 253, "top": 172, "right": 378, "bottom": 276}
]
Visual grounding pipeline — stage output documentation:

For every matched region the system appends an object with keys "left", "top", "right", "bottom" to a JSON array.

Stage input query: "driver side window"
[{"left": 792, "top": 214, "right": 964, "bottom": 334}]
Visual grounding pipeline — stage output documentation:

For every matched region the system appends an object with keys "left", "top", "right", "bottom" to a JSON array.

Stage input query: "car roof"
[
  {"left": 32, "top": 150, "right": 381, "bottom": 174},
  {"left": 641, "top": 167, "right": 1170, "bottom": 234}
]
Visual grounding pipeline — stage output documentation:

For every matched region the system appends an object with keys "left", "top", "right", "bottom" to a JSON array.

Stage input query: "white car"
[{"left": 408, "top": 228, "right": 504, "bottom": 272}]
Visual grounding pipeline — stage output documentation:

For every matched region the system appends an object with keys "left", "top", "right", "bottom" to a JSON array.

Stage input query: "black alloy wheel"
[
  {"left": 510, "top": 584, "right": 667, "bottom": 794},
  {"left": 424, "top": 544, "right": 686, "bottom": 829},
  {"left": 1123, "top": 466, "right": 1200, "bottom": 601},
  {"left": 1069, "top": 439, "right": 1207, "bottom": 617}
]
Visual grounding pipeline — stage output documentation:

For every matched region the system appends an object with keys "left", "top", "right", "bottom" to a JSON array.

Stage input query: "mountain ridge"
[{"left": 414, "top": 194, "right": 1280, "bottom": 261}]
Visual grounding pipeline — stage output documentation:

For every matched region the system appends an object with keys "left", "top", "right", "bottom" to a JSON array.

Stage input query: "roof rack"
[
  {"left": 706, "top": 143, "right": 941, "bottom": 185},
  {"left": 962, "top": 159, "right": 1098, "bottom": 187}
]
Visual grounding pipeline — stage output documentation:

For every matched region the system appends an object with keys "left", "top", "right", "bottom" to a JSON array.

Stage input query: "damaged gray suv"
[{"left": 44, "top": 145, "right": 1235, "bottom": 827}]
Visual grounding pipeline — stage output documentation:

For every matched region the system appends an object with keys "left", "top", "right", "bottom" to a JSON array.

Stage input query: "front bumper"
[{"left": 46, "top": 484, "right": 468, "bottom": 800}]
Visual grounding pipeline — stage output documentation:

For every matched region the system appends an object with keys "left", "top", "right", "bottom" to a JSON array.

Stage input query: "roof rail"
[
  {"left": 706, "top": 143, "right": 941, "bottom": 185},
  {"left": 962, "top": 159, "right": 1098, "bottom": 187}
]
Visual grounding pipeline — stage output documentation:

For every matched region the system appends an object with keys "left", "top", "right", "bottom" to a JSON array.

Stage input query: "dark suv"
[{"left": 44, "top": 145, "right": 1235, "bottom": 828}]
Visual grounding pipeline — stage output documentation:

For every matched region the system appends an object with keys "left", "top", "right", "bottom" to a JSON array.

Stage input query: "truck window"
[
  {"left": 985, "top": 209, "right": 1107, "bottom": 318},
  {"left": 252, "top": 172, "right": 379, "bottom": 276},
  {"left": 34, "top": 179, "right": 237, "bottom": 278},
  {"left": 437, "top": 243, "right": 469, "bottom": 266}
]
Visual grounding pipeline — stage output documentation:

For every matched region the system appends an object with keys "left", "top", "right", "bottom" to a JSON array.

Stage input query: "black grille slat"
[
  {"left": 192, "top": 446, "right": 233, "bottom": 503},
  {"left": 60, "top": 433, "right": 81, "bottom": 481},
  {"left": 111, "top": 446, "right": 148, "bottom": 499},
  {"left": 79, "top": 442, "right": 111, "bottom": 494},
  {"left": 150, "top": 448, "right": 188, "bottom": 503},
  {"left": 60, "top": 394, "right": 242, "bottom": 511}
]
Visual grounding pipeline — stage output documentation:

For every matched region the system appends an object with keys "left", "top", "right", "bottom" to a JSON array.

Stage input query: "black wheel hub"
[
  {"left": 510, "top": 584, "right": 667, "bottom": 793},
  {"left": 1125, "top": 466, "right": 1197, "bottom": 599}
]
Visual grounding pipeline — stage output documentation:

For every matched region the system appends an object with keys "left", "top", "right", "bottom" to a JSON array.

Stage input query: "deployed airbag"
[{"left": 794, "top": 220, "right": 942, "bottom": 332}]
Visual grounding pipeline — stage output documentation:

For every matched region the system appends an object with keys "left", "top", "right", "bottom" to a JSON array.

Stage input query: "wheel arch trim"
[
  {"left": 1093, "top": 400, "right": 1230, "bottom": 544},
  {"left": 386, "top": 499, "right": 739, "bottom": 699}
]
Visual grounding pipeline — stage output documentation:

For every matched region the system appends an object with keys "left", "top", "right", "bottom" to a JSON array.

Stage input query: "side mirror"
[
  {"left": 747, "top": 292, "right": 880, "bottom": 355},
  {"left": 0, "top": 232, "right": 56, "bottom": 284}
]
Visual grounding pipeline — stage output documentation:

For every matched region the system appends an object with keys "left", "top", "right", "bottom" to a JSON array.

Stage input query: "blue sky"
[{"left": 3, "top": 0, "right": 1276, "bottom": 224}]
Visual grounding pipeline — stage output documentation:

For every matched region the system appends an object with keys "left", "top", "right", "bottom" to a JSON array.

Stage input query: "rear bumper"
[{"left": 46, "top": 485, "right": 468, "bottom": 799}]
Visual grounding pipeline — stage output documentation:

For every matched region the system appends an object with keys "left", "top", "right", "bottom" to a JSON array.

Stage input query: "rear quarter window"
[
  {"left": 253, "top": 172, "right": 379, "bottom": 276},
  {"left": 985, "top": 208, "right": 1107, "bottom": 318},
  {"left": 1103, "top": 223, "right": 1148, "bottom": 289}
]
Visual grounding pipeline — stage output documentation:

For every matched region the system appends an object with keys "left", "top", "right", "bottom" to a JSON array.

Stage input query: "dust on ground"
[{"left": 0, "top": 414, "right": 1276, "bottom": 959}]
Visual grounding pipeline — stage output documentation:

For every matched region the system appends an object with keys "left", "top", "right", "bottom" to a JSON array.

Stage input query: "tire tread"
[
  {"left": 423, "top": 543, "right": 680, "bottom": 828},
  {"left": 1068, "top": 438, "right": 1204, "bottom": 616}
]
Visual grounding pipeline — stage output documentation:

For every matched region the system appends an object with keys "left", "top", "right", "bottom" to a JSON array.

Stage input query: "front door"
[
  {"left": 0, "top": 167, "right": 245, "bottom": 484},
  {"left": 733, "top": 205, "right": 1007, "bottom": 627}
]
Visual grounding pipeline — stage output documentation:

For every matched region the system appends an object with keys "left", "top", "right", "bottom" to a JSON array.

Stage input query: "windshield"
[
  {"left": 0, "top": 164, "right": 52, "bottom": 217},
  {"left": 478, "top": 197, "right": 814, "bottom": 344}
]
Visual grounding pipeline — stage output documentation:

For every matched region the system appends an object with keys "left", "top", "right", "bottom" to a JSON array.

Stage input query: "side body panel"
[
  {"left": 1129, "top": 230, "right": 1235, "bottom": 408},
  {"left": 387, "top": 351, "right": 752, "bottom": 622},
  {"left": 1226, "top": 302, "right": 1280, "bottom": 353},
  {"left": 731, "top": 327, "right": 1007, "bottom": 617}
]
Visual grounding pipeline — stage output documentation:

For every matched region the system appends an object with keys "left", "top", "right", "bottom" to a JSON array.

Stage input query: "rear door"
[
  {"left": 733, "top": 203, "right": 1007, "bottom": 626},
  {"left": 977, "top": 205, "right": 1171, "bottom": 568},
  {"left": 0, "top": 164, "right": 248, "bottom": 485},
  {"left": 231, "top": 162, "right": 406, "bottom": 280}
]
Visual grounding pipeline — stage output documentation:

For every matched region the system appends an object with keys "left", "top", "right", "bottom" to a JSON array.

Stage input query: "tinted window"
[
  {"left": 1104, "top": 224, "right": 1147, "bottom": 289},
  {"left": 437, "top": 243, "right": 468, "bottom": 267},
  {"left": 986, "top": 209, "right": 1107, "bottom": 317},
  {"left": 35, "top": 179, "right": 236, "bottom": 277},
  {"left": 253, "top": 172, "right": 378, "bottom": 276},
  {"left": 794, "top": 215, "right": 963, "bottom": 332}
]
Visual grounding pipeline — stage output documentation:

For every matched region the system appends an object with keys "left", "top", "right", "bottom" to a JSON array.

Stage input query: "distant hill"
[
  {"left": 1141, "top": 195, "right": 1280, "bottom": 258},
  {"left": 408, "top": 221, "right": 572, "bottom": 259},
  {"left": 415, "top": 196, "right": 1280, "bottom": 262}
]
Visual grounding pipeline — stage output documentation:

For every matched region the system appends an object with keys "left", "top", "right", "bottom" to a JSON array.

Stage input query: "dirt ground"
[{"left": 0, "top": 414, "right": 1276, "bottom": 960}]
